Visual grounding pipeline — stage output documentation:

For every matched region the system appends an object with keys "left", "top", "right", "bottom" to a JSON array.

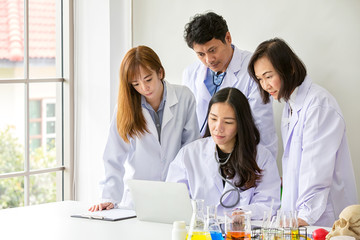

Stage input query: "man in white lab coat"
[{"left": 183, "top": 12, "right": 277, "bottom": 159}]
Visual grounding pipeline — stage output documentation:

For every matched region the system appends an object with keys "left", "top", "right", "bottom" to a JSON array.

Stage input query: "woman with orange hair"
[{"left": 89, "top": 46, "right": 199, "bottom": 211}]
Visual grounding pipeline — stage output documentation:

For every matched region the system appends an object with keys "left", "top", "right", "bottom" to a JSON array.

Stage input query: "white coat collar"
[
  {"left": 202, "top": 137, "right": 224, "bottom": 193},
  {"left": 216, "top": 45, "right": 247, "bottom": 91},
  {"left": 288, "top": 86, "right": 298, "bottom": 113},
  {"left": 294, "top": 76, "right": 312, "bottom": 110},
  {"left": 226, "top": 45, "right": 247, "bottom": 74},
  {"left": 283, "top": 76, "right": 312, "bottom": 146},
  {"left": 143, "top": 80, "right": 178, "bottom": 142},
  {"left": 161, "top": 80, "right": 177, "bottom": 128},
  {"left": 194, "top": 65, "right": 211, "bottom": 100}
]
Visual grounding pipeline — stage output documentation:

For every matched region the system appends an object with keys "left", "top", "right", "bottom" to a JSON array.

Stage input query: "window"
[{"left": 0, "top": 0, "right": 73, "bottom": 208}]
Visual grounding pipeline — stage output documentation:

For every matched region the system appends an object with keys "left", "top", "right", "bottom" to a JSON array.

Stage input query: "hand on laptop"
[{"left": 88, "top": 202, "right": 114, "bottom": 212}]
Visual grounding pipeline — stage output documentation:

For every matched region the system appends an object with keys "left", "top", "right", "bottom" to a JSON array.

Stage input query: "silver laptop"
[{"left": 127, "top": 179, "right": 193, "bottom": 225}]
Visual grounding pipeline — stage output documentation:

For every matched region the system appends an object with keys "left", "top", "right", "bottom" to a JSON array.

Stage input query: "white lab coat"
[
  {"left": 281, "top": 76, "right": 358, "bottom": 227},
  {"left": 100, "top": 81, "right": 200, "bottom": 207},
  {"left": 166, "top": 137, "right": 281, "bottom": 219},
  {"left": 183, "top": 45, "right": 278, "bottom": 159}
]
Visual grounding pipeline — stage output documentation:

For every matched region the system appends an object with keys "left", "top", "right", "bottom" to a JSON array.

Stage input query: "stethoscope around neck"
[
  {"left": 200, "top": 72, "right": 227, "bottom": 133},
  {"left": 214, "top": 146, "right": 241, "bottom": 208}
]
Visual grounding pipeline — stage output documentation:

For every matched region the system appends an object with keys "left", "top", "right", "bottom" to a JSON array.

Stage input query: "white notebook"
[
  {"left": 71, "top": 208, "right": 136, "bottom": 221},
  {"left": 127, "top": 179, "right": 193, "bottom": 225}
]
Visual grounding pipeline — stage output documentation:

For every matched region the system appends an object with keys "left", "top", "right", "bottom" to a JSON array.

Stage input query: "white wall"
[
  {"left": 75, "top": 0, "right": 360, "bottom": 203},
  {"left": 132, "top": 0, "right": 360, "bottom": 199},
  {"left": 74, "top": 0, "right": 111, "bottom": 202},
  {"left": 109, "top": 0, "right": 132, "bottom": 114},
  {"left": 74, "top": 0, "right": 132, "bottom": 203}
]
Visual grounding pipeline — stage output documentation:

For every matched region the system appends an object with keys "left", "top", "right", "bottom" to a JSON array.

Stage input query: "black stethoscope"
[
  {"left": 200, "top": 72, "right": 227, "bottom": 133},
  {"left": 214, "top": 147, "right": 241, "bottom": 208}
]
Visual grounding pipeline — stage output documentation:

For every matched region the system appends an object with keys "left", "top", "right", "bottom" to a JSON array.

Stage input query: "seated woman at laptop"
[
  {"left": 166, "top": 87, "right": 281, "bottom": 219},
  {"left": 89, "top": 46, "right": 200, "bottom": 211}
]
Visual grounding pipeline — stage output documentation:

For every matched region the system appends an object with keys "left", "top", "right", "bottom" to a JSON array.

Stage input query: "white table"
[
  {"left": 0, "top": 200, "right": 332, "bottom": 240},
  {"left": 0, "top": 201, "right": 173, "bottom": 240}
]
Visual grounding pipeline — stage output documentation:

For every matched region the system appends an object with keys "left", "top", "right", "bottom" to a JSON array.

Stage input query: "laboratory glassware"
[
  {"left": 206, "top": 205, "right": 223, "bottom": 240},
  {"left": 224, "top": 209, "right": 251, "bottom": 240},
  {"left": 187, "top": 199, "right": 212, "bottom": 240}
]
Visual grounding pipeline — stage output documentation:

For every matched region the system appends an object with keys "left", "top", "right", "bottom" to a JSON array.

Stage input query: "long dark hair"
[
  {"left": 204, "top": 87, "right": 262, "bottom": 189},
  {"left": 248, "top": 38, "right": 306, "bottom": 103}
]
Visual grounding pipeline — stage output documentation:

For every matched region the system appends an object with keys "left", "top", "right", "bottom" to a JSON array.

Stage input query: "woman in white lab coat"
[
  {"left": 248, "top": 38, "right": 358, "bottom": 227},
  {"left": 166, "top": 87, "right": 281, "bottom": 219},
  {"left": 89, "top": 46, "right": 200, "bottom": 211}
]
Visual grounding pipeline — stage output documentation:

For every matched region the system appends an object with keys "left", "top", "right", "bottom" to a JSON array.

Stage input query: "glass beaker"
[
  {"left": 224, "top": 209, "right": 251, "bottom": 240},
  {"left": 262, "top": 209, "right": 282, "bottom": 240},
  {"left": 206, "top": 205, "right": 224, "bottom": 240},
  {"left": 187, "top": 199, "right": 212, "bottom": 240},
  {"left": 280, "top": 211, "right": 299, "bottom": 240}
]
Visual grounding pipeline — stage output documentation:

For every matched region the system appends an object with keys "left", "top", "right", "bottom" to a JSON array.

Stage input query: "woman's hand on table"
[{"left": 88, "top": 202, "right": 114, "bottom": 212}]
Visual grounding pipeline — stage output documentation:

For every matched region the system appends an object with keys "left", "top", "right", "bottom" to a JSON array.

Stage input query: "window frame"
[{"left": 0, "top": 0, "right": 74, "bottom": 205}]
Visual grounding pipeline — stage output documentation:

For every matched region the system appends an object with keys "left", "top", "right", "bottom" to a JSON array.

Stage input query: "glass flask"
[
  {"left": 206, "top": 205, "right": 224, "bottom": 240},
  {"left": 187, "top": 199, "right": 212, "bottom": 240}
]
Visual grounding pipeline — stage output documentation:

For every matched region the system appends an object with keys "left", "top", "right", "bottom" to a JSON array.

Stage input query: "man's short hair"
[{"left": 184, "top": 12, "right": 229, "bottom": 49}]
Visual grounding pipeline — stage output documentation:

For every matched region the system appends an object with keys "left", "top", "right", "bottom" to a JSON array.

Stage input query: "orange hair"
[{"left": 117, "top": 46, "right": 165, "bottom": 143}]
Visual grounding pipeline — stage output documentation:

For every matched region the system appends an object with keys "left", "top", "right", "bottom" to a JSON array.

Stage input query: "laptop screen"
[{"left": 127, "top": 179, "right": 193, "bottom": 225}]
